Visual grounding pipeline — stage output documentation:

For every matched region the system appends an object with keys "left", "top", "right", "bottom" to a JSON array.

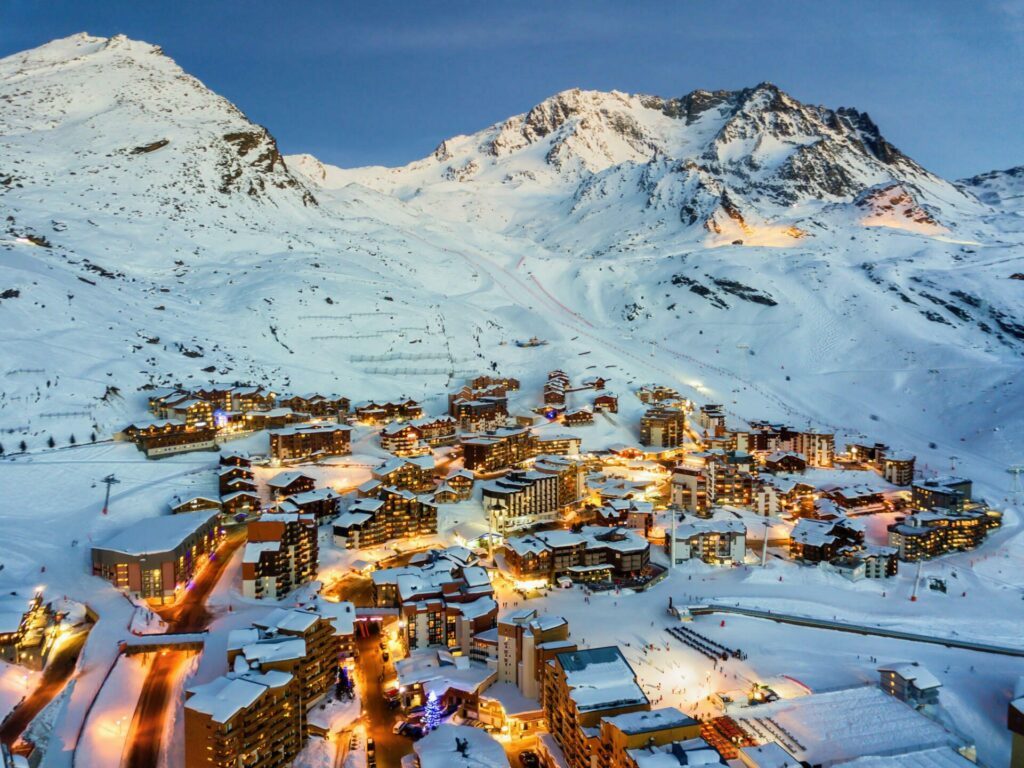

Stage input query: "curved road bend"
[
  {"left": 691, "top": 604, "right": 1024, "bottom": 657},
  {"left": 122, "top": 528, "right": 246, "bottom": 768},
  {"left": 0, "top": 632, "right": 88, "bottom": 754}
]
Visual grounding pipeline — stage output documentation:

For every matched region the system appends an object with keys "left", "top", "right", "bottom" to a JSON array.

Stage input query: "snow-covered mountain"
[
  {"left": 292, "top": 84, "right": 982, "bottom": 248},
  {"left": 2, "top": 33, "right": 1022, "bottom": 481}
]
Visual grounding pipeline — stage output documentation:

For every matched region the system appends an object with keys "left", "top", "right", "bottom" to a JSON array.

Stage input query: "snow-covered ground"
[{"left": 1, "top": 30, "right": 1022, "bottom": 768}]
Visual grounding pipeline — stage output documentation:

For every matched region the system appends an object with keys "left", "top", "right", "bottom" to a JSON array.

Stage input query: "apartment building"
[
  {"left": 481, "top": 470, "right": 561, "bottom": 534},
  {"left": 668, "top": 517, "right": 746, "bottom": 565},
  {"left": 91, "top": 510, "right": 222, "bottom": 604},
  {"left": 494, "top": 610, "right": 575, "bottom": 700},
  {"left": 503, "top": 526, "right": 650, "bottom": 583},
  {"left": 332, "top": 488, "right": 438, "bottom": 549},
  {"left": 542, "top": 647, "right": 650, "bottom": 768},
  {"left": 461, "top": 427, "right": 536, "bottom": 473},
  {"left": 184, "top": 669, "right": 301, "bottom": 768},
  {"left": 269, "top": 423, "right": 351, "bottom": 463},
  {"left": 242, "top": 513, "right": 318, "bottom": 599},
  {"left": 640, "top": 406, "right": 687, "bottom": 448}
]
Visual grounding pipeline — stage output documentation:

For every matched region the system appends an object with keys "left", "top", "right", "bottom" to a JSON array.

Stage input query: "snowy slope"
[
  {"left": 0, "top": 33, "right": 1020, "bottom": 478},
  {"left": 292, "top": 89, "right": 1024, "bottom": 487}
]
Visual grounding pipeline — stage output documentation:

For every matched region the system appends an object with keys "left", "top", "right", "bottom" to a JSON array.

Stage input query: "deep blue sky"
[{"left": 4, "top": 1, "right": 1023, "bottom": 177}]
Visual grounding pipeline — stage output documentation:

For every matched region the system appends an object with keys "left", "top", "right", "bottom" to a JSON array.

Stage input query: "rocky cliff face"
[{"left": 307, "top": 83, "right": 980, "bottom": 250}]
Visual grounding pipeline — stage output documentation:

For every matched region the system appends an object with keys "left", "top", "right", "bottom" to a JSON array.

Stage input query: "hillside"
[{"left": 0, "top": 33, "right": 1021, "bottom": 484}]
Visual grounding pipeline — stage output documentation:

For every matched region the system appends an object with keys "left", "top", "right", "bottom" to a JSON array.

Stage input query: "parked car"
[
  {"left": 367, "top": 737, "right": 375, "bottom": 757},
  {"left": 520, "top": 751, "right": 540, "bottom": 768},
  {"left": 402, "top": 724, "right": 426, "bottom": 741},
  {"left": 382, "top": 652, "right": 390, "bottom": 662},
  {"left": 392, "top": 719, "right": 407, "bottom": 735}
]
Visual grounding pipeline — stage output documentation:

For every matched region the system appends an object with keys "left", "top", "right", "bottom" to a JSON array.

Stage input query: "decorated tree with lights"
[{"left": 424, "top": 690, "right": 441, "bottom": 731}]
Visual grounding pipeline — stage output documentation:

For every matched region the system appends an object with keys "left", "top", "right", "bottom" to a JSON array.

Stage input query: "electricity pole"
[{"left": 101, "top": 474, "right": 120, "bottom": 515}]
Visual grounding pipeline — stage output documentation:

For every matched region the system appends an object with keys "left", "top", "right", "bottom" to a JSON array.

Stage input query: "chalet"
[
  {"left": 789, "top": 517, "right": 864, "bottom": 563},
  {"left": 279, "top": 487, "right": 343, "bottom": 523},
  {"left": 230, "top": 386, "right": 277, "bottom": 412},
  {"left": 432, "top": 484, "right": 460, "bottom": 504},
  {"left": 592, "top": 499, "right": 655, "bottom": 533},
  {"left": 468, "top": 375, "right": 520, "bottom": 391},
  {"left": 564, "top": 409, "right": 594, "bottom": 426},
  {"left": 169, "top": 495, "right": 222, "bottom": 515},
  {"left": 355, "top": 399, "right": 423, "bottom": 425},
  {"left": 221, "top": 490, "right": 260, "bottom": 519},
  {"left": 755, "top": 475, "right": 815, "bottom": 518},
  {"left": 763, "top": 451, "right": 807, "bottom": 474},
  {"left": 637, "top": 384, "right": 681, "bottom": 404},
  {"left": 147, "top": 387, "right": 189, "bottom": 416},
  {"left": 878, "top": 664, "right": 941, "bottom": 708},
  {"left": 167, "top": 399, "right": 215, "bottom": 430},
  {"left": 822, "top": 483, "right": 888, "bottom": 513},
  {"left": 191, "top": 384, "right": 235, "bottom": 411},
  {"left": 380, "top": 422, "right": 426, "bottom": 456},
  {"left": 276, "top": 393, "right": 350, "bottom": 418},
  {"left": 827, "top": 545, "right": 899, "bottom": 580},
  {"left": 219, "top": 451, "right": 252, "bottom": 469},
  {"left": 503, "top": 526, "right": 649, "bottom": 583},
  {"left": 543, "top": 381, "right": 566, "bottom": 406},
  {"left": 269, "top": 423, "right": 351, "bottom": 463},
  {"left": 381, "top": 415, "right": 458, "bottom": 455},
  {"left": 448, "top": 392, "right": 509, "bottom": 431},
  {"left": 593, "top": 393, "right": 619, "bottom": 413},
  {"left": 445, "top": 469, "right": 475, "bottom": 501},
  {"left": 266, "top": 471, "right": 316, "bottom": 499},
  {"left": 581, "top": 376, "right": 606, "bottom": 390},
  {"left": 246, "top": 407, "right": 301, "bottom": 431},
  {"left": 372, "top": 456, "right": 437, "bottom": 493},
  {"left": 219, "top": 465, "right": 255, "bottom": 495},
  {"left": 356, "top": 478, "right": 384, "bottom": 498},
  {"left": 414, "top": 415, "right": 458, "bottom": 447}
]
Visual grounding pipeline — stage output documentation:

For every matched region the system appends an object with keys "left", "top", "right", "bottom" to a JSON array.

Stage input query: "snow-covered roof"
[
  {"left": 730, "top": 686, "right": 962, "bottom": 764},
  {"left": 628, "top": 737, "right": 725, "bottom": 767},
  {"left": 97, "top": 509, "right": 219, "bottom": 556},
  {"left": 285, "top": 487, "right": 340, "bottom": 505},
  {"left": 603, "top": 706, "right": 697, "bottom": 735},
  {"left": 243, "top": 541, "right": 280, "bottom": 563},
  {"left": 556, "top": 646, "right": 647, "bottom": 713},
  {"left": 834, "top": 747, "right": 974, "bottom": 768},
  {"left": 879, "top": 663, "right": 941, "bottom": 690},
  {"left": 674, "top": 517, "right": 746, "bottom": 540},
  {"left": 253, "top": 607, "right": 319, "bottom": 634},
  {"left": 266, "top": 470, "right": 314, "bottom": 488},
  {"left": 237, "top": 636, "right": 306, "bottom": 665},
  {"left": 413, "top": 724, "right": 510, "bottom": 768},
  {"left": 738, "top": 743, "right": 800, "bottom": 768},
  {"left": 185, "top": 670, "right": 292, "bottom": 723}
]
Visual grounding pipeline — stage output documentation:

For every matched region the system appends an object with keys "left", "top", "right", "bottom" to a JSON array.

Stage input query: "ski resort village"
[{"left": 1, "top": 23, "right": 1024, "bottom": 768}]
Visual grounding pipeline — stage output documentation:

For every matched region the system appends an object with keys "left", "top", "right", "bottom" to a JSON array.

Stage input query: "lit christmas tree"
[{"left": 424, "top": 690, "right": 441, "bottom": 731}]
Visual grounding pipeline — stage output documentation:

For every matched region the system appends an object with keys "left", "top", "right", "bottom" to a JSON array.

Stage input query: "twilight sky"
[{"left": 4, "top": 0, "right": 1023, "bottom": 177}]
